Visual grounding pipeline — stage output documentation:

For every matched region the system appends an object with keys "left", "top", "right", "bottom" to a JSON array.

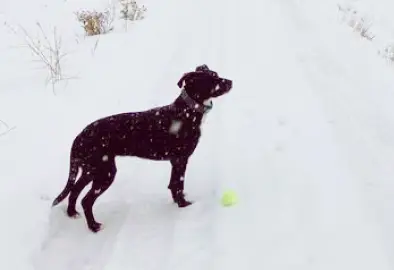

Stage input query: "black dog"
[{"left": 52, "top": 64, "right": 233, "bottom": 232}]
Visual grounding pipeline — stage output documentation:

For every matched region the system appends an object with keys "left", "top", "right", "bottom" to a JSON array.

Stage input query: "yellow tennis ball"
[{"left": 221, "top": 190, "right": 238, "bottom": 206}]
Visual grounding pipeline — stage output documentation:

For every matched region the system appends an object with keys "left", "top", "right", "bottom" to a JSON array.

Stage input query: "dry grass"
[
  {"left": 120, "top": 0, "right": 147, "bottom": 21},
  {"left": 76, "top": 8, "right": 115, "bottom": 36},
  {"left": 380, "top": 44, "right": 394, "bottom": 62},
  {"left": 338, "top": 4, "right": 375, "bottom": 41},
  {"left": 5, "top": 21, "right": 74, "bottom": 94}
]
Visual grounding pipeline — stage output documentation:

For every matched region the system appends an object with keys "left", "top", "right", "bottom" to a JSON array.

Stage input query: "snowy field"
[{"left": 2, "top": 0, "right": 394, "bottom": 269}]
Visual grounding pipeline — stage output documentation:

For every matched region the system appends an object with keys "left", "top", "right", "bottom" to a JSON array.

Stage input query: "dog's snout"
[
  {"left": 222, "top": 78, "right": 232, "bottom": 91},
  {"left": 227, "top": 79, "right": 232, "bottom": 90}
]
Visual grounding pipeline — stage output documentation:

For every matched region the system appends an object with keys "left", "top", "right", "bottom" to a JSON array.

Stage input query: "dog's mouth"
[{"left": 211, "top": 78, "right": 232, "bottom": 97}]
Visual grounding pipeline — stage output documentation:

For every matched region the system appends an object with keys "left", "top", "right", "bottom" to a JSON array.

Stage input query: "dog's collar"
[{"left": 180, "top": 89, "right": 213, "bottom": 114}]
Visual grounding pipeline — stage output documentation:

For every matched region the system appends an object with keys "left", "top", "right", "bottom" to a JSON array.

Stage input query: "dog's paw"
[
  {"left": 88, "top": 222, "right": 103, "bottom": 233},
  {"left": 177, "top": 200, "right": 193, "bottom": 207},
  {"left": 171, "top": 190, "right": 193, "bottom": 207},
  {"left": 175, "top": 196, "right": 193, "bottom": 207},
  {"left": 66, "top": 209, "right": 81, "bottom": 219}
]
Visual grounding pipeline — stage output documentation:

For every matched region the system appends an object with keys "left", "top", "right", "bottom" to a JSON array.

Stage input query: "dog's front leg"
[{"left": 169, "top": 157, "right": 192, "bottom": 207}]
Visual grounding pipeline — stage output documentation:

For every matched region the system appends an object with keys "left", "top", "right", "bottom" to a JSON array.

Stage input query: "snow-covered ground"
[{"left": 2, "top": 0, "right": 394, "bottom": 269}]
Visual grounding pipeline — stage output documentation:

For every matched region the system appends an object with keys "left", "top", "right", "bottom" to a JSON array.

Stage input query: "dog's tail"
[{"left": 52, "top": 158, "right": 80, "bottom": 207}]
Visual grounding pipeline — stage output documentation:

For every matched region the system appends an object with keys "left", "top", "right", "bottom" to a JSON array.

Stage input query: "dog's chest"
[
  {"left": 153, "top": 112, "right": 203, "bottom": 144},
  {"left": 114, "top": 111, "right": 204, "bottom": 159}
]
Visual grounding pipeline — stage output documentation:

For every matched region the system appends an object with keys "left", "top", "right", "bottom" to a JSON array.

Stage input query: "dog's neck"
[{"left": 174, "top": 89, "right": 213, "bottom": 115}]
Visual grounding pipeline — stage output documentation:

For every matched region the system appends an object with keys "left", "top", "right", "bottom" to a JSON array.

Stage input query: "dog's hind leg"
[
  {"left": 81, "top": 158, "right": 117, "bottom": 232},
  {"left": 66, "top": 169, "right": 93, "bottom": 218}
]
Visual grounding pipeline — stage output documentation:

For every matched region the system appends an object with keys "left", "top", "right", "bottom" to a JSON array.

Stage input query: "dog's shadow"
[{"left": 32, "top": 201, "right": 131, "bottom": 270}]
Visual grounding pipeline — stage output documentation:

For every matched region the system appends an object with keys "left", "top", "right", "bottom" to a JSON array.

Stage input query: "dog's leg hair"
[
  {"left": 168, "top": 157, "right": 192, "bottom": 207},
  {"left": 81, "top": 159, "right": 117, "bottom": 232}
]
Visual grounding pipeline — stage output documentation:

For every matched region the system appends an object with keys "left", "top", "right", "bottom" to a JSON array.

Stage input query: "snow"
[{"left": 2, "top": 0, "right": 394, "bottom": 268}]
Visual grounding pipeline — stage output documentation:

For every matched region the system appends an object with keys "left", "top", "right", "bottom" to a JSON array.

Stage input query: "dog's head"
[{"left": 177, "top": 64, "right": 232, "bottom": 105}]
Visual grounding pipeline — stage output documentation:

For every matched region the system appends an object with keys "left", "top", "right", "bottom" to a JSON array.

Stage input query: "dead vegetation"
[
  {"left": 5, "top": 21, "right": 74, "bottom": 94},
  {"left": 75, "top": 8, "right": 115, "bottom": 36},
  {"left": 338, "top": 4, "right": 375, "bottom": 41}
]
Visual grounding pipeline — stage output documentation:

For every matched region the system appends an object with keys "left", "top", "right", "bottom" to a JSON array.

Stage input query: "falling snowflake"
[{"left": 169, "top": 120, "right": 182, "bottom": 134}]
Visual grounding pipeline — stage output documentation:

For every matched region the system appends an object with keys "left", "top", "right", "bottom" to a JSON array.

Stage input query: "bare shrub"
[
  {"left": 351, "top": 17, "right": 375, "bottom": 41},
  {"left": 120, "top": 0, "right": 147, "bottom": 21},
  {"left": 76, "top": 7, "right": 115, "bottom": 36},
  {"left": 5, "top": 22, "right": 73, "bottom": 94},
  {"left": 338, "top": 4, "right": 375, "bottom": 41},
  {"left": 379, "top": 43, "right": 394, "bottom": 63}
]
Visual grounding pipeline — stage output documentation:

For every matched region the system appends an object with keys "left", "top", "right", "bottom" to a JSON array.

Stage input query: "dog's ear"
[
  {"left": 195, "top": 65, "right": 219, "bottom": 78},
  {"left": 195, "top": 64, "right": 210, "bottom": 72},
  {"left": 177, "top": 72, "right": 196, "bottom": 88},
  {"left": 177, "top": 73, "right": 188, "bottom": 88}
]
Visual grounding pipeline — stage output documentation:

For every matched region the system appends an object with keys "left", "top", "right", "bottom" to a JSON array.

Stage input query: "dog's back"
[{"left": 72, "top": 103, "right": 203, "bottom": 162}]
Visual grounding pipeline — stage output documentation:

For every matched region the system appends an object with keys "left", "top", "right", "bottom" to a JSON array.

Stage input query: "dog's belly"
[
  {"left": 111, "top": 130, "right": 199, "bottom": 161},
  {"left": 132, "top": 138, "right": 173, "bottom": 160}
]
